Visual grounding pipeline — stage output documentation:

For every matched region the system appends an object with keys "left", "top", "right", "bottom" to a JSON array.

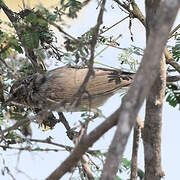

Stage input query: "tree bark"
[
  {"left": 46, "top": 1, "right": 179, "bottom": 179},
  {"left": 143, "top": 56, "right": 166, "bottom": 180},
  {"left": 100, "top": 1, "right": 179, "bottom": 179},
  {"left": 143, "top": 1, "right": 167, "bottom": 179},
  {"left": 130, "top": 117, "right": 143, "bottom": 180},
  {"left": 0, "top": 75, "right": 4, "bottom": 103}
]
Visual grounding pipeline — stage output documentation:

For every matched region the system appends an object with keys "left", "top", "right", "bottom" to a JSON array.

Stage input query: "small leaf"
[{"left": 1, "top": 52, "right": 7, "bottom": 59}]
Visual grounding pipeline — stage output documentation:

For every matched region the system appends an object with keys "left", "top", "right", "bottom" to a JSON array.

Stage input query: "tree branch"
[
  {"left": 169, "top": 23, "right": 180, "bottom": 38},
  {"left": 143, "top": 55, "right": 166, "bottom": 180},
  {"left": 72, "top": 0, "right": 106, "bottom": 107},
  {"left": 46, "top": 2, "right": 179, "bottom": 179},
  {"left": 114, "top": 0, "right": 180, "bottom": 73},
  {"left": 58, "top": 113, "right": 95, "bottom": 179},
  {"left": 0, "top": 118, "right": 30, "bottom": 136},
  {"left": 165, "top": 48, "right": 180, "bottom": 73},
  {"left": 0, "top": 2, "right": 41, "bottom": 72},
  {"left": 113, "top": 0, "right": 145, "bottom": 25},
  {"left": 46, "top": 106, "right": 120, "bottom": 180},
  {"left": 0, "top": 144, "right": 61, "bottom": 152},
  {"left": 0, "top": 74, "right": 5, "bottom": 103},
  {"left": 130, "top": 117, "right": 144, "bottom": 180},
  {"left": 100, "top": 15, "right": 129, "bottom": 34},
  {"left": 100, "top": 1, "right": 179, "bottom": 179}
]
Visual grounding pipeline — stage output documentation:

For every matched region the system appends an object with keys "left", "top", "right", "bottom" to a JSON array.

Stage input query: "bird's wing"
[
  {"left": 40, "top": 67, "right": 134, "bottom": 102},
  {"left": 87, "top": 67, "right": 134, "bottom": 96}
]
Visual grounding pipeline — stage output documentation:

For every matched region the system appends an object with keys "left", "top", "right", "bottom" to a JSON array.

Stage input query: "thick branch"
[
  {"left": 100, "top": 1, "right": 179, "bottom": 179},
  {"left": 46, "top": 2, "right": 179, "bottom": 179},
  {"left": 143, "top": 56, "right": 166, "bottom": 180},
  {"left": 46, "top": 108, "right": 120, "bottom": 180},
  {"left": 143, "top": 1, "right": 166, "bottom": 178}
]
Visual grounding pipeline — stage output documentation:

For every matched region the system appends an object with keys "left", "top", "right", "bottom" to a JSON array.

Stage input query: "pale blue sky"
[{"left": 0, "top": 1, "right": 180, "bottom": 180}]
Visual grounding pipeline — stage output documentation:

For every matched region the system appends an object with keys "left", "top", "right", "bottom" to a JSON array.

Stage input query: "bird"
[{"left": 6, "top": 66, "right": 134, "bottom": 113}]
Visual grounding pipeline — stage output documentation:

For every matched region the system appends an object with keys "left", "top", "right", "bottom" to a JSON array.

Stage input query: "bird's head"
[
  {"left": 6, "top": 73, "right": 46, "bottom": 107},
  {"left": 6, "top": 78, "right": 30, "bottom": 106}
]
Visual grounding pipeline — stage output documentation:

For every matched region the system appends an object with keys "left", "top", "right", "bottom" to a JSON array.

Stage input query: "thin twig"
[
  {"left": 0, "top": 144, "right": 61, "bottom": 152},
  {"left": 48, "top": 21, "right": 79, "bottom": 42},
  {"left": 168, "top": 33, "right": 180, "bottom": 39},
  {"left": 72, "top": 0, "right": 107, "bottom": 107},
  {"left": 58, "top": 112, "right": 96, "bottom": 179},
  {"left": 58, "top": 112, "right": 76, "bottom": 140},
  {"left": 94, "top": 34, "right": 122, "bottom": 58},
  {"left": 0, "top": 74, "right": 5, "bottom": 103},
  {"left": 81, "top": 156, "right": 94, "bottom": 180},
  {"left": 27, "top": 138, "right": 73, "bottom": 151},
  {"left": 100, "top": 15, "right": 129, "bottom": 34},
  {"left": 169, "top": 24, "right": 180, "bottom": 37},
  {"left": 2, "top": 158, "right": 16, "bottom": 180},
  {"left": 0, "top": 118, "right": 30, "bottom": 136},
  {"left": 27, "top": 137, "right": 101, "bottom": 155},
  {"left": 114, "top": 0, "right": 145, "bottom": 26},
  {"left": 46, "top": 105, "right": 120, "bottom": 180},
  {"left": 114, "top": 0, "right": 180, "bottom": 73},
  {"left": 15, "top": 168, "right": 34, "bottom": 180}
]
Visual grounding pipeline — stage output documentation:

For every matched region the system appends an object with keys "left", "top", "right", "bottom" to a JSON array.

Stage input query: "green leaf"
[
  {"left": 8, "top": 37, "right": 23, "bottom": 54},
  {"left": 48, "top": 14, "right": 57, "bottom": 21},
  {"left": 37, "top": 18, "right": 48, "bottom": 27},
  {"left": 122, "top": 158, "right": 131, "bottom": 169},
  {"left": 60, "top": 0, "right": 82, "bottom": 18},
  {"left": 26, "top": 12, "right": 37, "bottom": 25},
  {"left": 166, "top": 86, "right": 180, "bottom": 108},
  {"left": 137, "top": 168, "right": 145, "bottom": 179},
  {"left": 1, "top": 51, "right": 7, "bottom": 59},
  {"left": 115, "top": 176, "right": 122, "bottom": 180},
  {"left": 171, "top": 36, "right": 180, "bottom": 62},
  {"left": 22, "top": 31, "right": 40, "bottom": 49},
  {"left": 13, "top": 45, "right": 23, "bottom": 54}
]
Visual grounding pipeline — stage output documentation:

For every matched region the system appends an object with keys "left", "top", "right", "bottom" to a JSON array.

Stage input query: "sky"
[{"left": 0, "top": 0, "right": 180, "bottom": 180}]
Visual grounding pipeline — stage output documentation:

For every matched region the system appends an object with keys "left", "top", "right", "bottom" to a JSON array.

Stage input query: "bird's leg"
[
  {"left": 37, "top": 110, "right": 50, "bottom": 125},
  {"left": 36, "top": 110, "right": 63, "bottom": 129},
  {"left": 58, "top": 112, "right": 78, "bottom": 140}
]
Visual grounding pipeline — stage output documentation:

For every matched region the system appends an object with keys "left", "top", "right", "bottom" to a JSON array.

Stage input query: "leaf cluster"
[
  {"left": 166, "top": 36, "right": 180, "bottom": 108},
  {"left": 18, "top": 9, "right": 54, "bottom": 49},
  {"left": 0, "top": 31, "right": 23, "bottom": 59},
  {"left": 60, "top": 0, "right": 82, "bottom": 18},
  {"left": 172, "top": 36, "right": 180, "bottom": 62}
]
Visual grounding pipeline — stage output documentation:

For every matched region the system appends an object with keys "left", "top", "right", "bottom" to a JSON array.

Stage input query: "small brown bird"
[{"left": 6, "top": 66, "right": 134, "bottom": 112}]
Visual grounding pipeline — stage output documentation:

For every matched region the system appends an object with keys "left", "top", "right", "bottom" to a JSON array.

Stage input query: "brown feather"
[
  {"left": 8, "top": 66, "right": 134, "bottom": 111},
  {"left": 37, "top": 67, "right": 134, "bottom": 110}
]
